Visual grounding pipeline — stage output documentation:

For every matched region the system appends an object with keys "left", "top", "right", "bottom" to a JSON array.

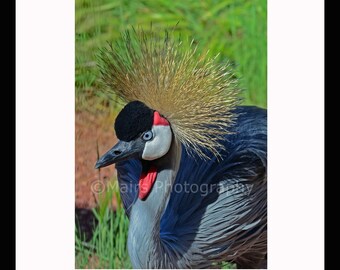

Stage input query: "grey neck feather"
[{"left": 127, "top": 136, "right": 182, "bottom": 268}]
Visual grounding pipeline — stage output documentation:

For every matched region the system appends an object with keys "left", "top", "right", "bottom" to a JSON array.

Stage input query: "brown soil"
[{"left": 75, "top": 110, "right": 118, "bottom": 209}]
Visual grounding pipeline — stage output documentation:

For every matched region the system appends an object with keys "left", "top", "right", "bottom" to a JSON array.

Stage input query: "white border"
[
  {"left": 268, "top": 0, "right": 324, "bottom": 269},
  {"left": 16, "top": 0, "right": 324, "bottom": 269},
  {"left": 17, "top": 0, "right": 75, "bottom": 269}
]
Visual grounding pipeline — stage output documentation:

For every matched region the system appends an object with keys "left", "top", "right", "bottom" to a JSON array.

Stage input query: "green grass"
[
  {"left": 76, "top": 0, "right": 266, "bottom": 268},
  {"left": 75, "top": 183, "right": 132, "bottom": 269},
  {"left": 76, "top": 0, "right": 267, "bottom": 112}
]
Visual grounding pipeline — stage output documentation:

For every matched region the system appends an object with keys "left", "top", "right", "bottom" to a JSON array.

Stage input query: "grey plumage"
[{"left": 113, "top": 106, "right": 267, "bottom": 269}]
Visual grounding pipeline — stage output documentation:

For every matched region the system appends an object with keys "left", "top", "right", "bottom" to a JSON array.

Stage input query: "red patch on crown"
[
  {"left": 138, "top": 166, "right": 158, "bottom": 200},
  {"left": 153, "top": 111, "right": 169, "bottom": 126}
]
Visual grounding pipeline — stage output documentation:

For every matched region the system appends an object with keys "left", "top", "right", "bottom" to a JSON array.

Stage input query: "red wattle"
[{"left": 138, "top": 166, "right": 158, "bottom": 200}]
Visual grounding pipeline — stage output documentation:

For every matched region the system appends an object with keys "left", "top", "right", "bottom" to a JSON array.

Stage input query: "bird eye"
[{"left": 142, "top": 131, "right": 153, "bottom": 141}]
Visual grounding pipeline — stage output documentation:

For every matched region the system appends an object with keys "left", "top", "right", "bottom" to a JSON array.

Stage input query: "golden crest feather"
[{"left": 98, "top": 28, "right": 241, "bottom": 159}]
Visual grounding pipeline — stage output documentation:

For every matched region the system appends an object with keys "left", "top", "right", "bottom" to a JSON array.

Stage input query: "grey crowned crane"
[{"left": 95, "top": 29, "right": 267, "bottom": 269}]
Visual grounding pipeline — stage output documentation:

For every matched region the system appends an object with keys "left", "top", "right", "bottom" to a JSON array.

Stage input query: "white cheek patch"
[{"left": 142, "top": 125, "right": 172, "bottom": 160}]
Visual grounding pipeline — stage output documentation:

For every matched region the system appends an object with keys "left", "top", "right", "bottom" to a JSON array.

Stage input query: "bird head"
[
  {"left": 97, "top": 28, "right": 241, "bottom": 160},
  {"left": 95, "top": 101, "right": 172, "bottom": 168}
]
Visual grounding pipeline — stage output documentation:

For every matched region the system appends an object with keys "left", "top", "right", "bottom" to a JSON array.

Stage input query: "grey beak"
[{"left": 95, "top": 140, "right": 142, "bottom": 169}]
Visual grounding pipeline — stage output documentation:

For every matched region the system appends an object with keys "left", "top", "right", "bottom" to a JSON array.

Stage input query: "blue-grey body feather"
[{"left": 116, "top": 106, "right": 267, "bottom": 268}]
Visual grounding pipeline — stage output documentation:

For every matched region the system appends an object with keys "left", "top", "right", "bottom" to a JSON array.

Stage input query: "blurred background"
[{"left": 75, "top": 0, "right": 266, "bottom": 268}]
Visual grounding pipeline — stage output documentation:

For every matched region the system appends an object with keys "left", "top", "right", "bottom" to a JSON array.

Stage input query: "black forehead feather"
[{"left": 114, "top": 101, "right": 154, "bottom": 141}]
